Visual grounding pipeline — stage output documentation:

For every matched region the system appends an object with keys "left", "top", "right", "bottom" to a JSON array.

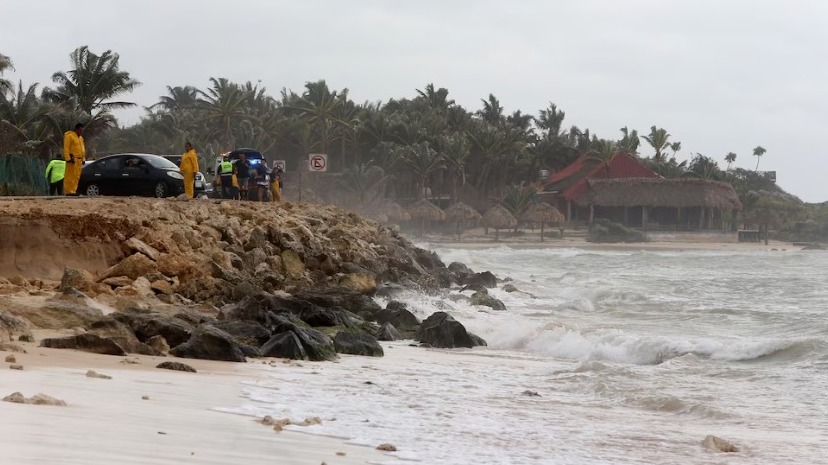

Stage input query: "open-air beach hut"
[
  {"left": 522, "top": 202, "right": 565, "bottom": 242},
  {"left": 444, "top": 201, "right": 481, "bottom": 240},
  {"left": 482, "top": 205, "right": 517, "bottom": 241},
  {"left": 407, "top": 199, "right": 445, "bottom": 235}
]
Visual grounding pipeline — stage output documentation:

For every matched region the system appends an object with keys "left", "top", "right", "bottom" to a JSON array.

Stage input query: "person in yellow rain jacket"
[
  {"left": 62, "top": 123, "right": 85, "bottom": 195},
  {"left": 270, "top": 164, "right": 283, "bottom": 202},
  {"left": 179, "top": 142, "right": 199, "bottom": 199},
  {"left": 44, "top": 154, "right": 66, "bottom": 196}
]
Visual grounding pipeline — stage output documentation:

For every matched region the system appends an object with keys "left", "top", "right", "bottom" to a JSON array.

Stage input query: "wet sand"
[{"left": 0, "top": 335, "right": 389, "bottom": 465}]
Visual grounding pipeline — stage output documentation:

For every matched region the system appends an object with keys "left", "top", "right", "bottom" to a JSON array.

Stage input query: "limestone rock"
[
  {"left": 337, "top": 273, "right": 378, "bottom": 294},
  {"left": 59, "top": 267, "right": 96, "bottom": 293},
  {"left": 99, "top": 253, "right": 158, "bottom": 281},
  {"left": 702, "top": 435, "right": 739, "bottom": 453},
  {"left": 5, "top": 355, "right": 16, "bottom": 363},
  {"left": 462, "top": 271, "right": 497, "bottom": 289},
  {"left": 101, "top": 276, "right": 134, "bottom": 288},
  {"left": 124, "top": 237, "right": 160, "bottom": 261},
  {"left": 502, "top": 284, "right": 519, "bottom": 293},
  {"left": 147, "top": 335, "right": 170, "bottom": 354},
  {"left": 88, "top": 317, "right": 161, "bottom": 356},
  {"left": 3, "top": 392, "right": 66, "bottom": 406},
  {"left": 113, "top": 309, "right": 195, "bottom": 348},
  {"left": 376, "top": 444, "right": 397, "bottom": 451},
  {"left": 86, "top": 370, "right": 112, "bottom": 379},
  {"left": 18, "top": 333, "right": 34, "bottom": 342},
  {"left": 156, "top": 361, "right": 197, "bottom": 373},
  {"left": 375, "top": 301, "right": 420, "bottom": 335},
  {"left": 333, "top": 331, "right": 384, "bottom": 357},
  {"left": 212, "top": 321, "right": 272, "bottom": 346},
  {"left": 281, "top": 249, "right": 305, "bottom": 280},
  {"left": 0, "top": 311, "right": 31, "bottom": 340},
  {"left": 10, "top": 364, "right": 23, "bottom": 370},
  {"left": 150, "top": 280, "right": 175, "bottom": 295}
]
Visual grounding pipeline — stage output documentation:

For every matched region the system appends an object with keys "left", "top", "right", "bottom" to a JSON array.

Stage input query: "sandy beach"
[{"left": 1, "top": 333, "right": 389, "bottom": 465}]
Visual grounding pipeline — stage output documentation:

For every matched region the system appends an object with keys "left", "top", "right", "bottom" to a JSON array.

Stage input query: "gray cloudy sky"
[{"left": 3, "top": 0, "right": 826, "bottom": 201}]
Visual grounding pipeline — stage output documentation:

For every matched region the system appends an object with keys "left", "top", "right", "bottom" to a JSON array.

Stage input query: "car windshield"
[{"left": 145, "top": 156, "right": 179, "bottom": 169}]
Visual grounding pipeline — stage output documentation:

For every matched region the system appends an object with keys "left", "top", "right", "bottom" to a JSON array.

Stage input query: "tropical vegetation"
[{"left": 1, "top": 45, "right": 825, "bottom": 240}]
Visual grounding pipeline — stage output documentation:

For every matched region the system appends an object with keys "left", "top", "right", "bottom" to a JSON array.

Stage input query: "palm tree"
[
  {"left": 338, "top": 163, "right": 392, "bottom": 203},
  {"left": 153, "top": 85, "right": 199, "bottom": 112},
  {"left": 437, "top": 132, "right": 470, "bottom": 202},
  {"left": 399, "top": 142, "right": 444, "bottom": 200},
  {"left": 618, "top": 126, "right": 640, "bottom": 155},
  {"left": 283, "top": 80, "right": 349, "bottom": 155},
  {"left": 197, "top": 77, "right": 249, "bottom": 149},
  {"left": 753, "top": 146, "right": 766, "bottom": 171},
  {"left": 587, "top": 138, "right": 620, "bottom": 174},
  {"left": 44, "top": 46, "right": 140, "bottom": 128},
  {"left": 0, "top": 81, "right": 46, "bottom": 150},
  {"left": 642, "top": 125, "right": 671, "bottom": 161},
  {"left": 477, "top": 94, "right": 505, "bottom": 126},
  {"left": 669, "top": 141, "right": 681, "bottom": 158},
  {"left": 415, "top": 83, "right": 454, "bottom": 113},
  {"left": 725, "top": 152, "right": 737, "bottom": 170},
  {"left": 501, "top": 183, "right": 536, "bottom": 229},
  {"left": 0, "top": 52, "right": 13, "bottom": 92}
]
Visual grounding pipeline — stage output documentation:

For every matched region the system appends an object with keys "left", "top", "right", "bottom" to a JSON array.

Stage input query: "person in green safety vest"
[
  {"left": 44, "top": 154, "right": 66, "bottom": 196},
  {"left": 218, "top": 156, "right": 236, "bottom": 199}
]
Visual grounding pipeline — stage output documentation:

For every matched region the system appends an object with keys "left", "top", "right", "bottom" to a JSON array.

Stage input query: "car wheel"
[
  {"left": 85, "top": 183, "right": 101, "bottom": 196},
  {"left": 154, "top": 182, "right": 167, "bottom": 198}
]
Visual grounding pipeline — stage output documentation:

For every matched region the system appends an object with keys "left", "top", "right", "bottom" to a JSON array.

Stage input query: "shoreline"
[{"left": 1, "top": 335, "right": 390, "bottom": 465}]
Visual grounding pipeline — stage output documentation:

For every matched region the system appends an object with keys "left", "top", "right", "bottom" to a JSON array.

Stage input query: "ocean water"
[{"left": 216, "top": 246, "right": 828, "bottom": 464}]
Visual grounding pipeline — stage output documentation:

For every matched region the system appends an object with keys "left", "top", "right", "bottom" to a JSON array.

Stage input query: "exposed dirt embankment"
[{"left": 0, "top": 197, "right": 447, "bottom": 305}]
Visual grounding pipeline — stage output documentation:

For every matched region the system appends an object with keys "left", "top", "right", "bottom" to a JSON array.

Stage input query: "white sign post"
[
  {"left": 308, "top": 153, "right": 328, "bottom": 172},
  {"left": 272, "top": 160, "right": 286, "bottom": 172}
]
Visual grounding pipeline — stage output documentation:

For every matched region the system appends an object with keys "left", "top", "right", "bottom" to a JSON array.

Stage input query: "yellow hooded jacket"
[
  {"left": 180, "top": 149, "right": 199, "bottom": 175},
  {"left": 63, "top": 130, "right": 85, "bottom": 162}
]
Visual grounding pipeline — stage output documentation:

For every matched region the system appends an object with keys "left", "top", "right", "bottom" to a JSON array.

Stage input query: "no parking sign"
[{"left": 308, "top": 154, "right": 327, "bottom": 172}]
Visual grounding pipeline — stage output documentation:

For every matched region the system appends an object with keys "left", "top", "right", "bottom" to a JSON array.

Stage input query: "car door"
[
  {"left": 86, "top": 156, "right": 124, "bottom": 195},
  {"left": 121, "top": 155, "right": 153, "bottom": 196}
]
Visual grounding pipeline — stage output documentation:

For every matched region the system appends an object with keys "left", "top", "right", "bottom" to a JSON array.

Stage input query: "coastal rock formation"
[
  {"left": 40, "top": 333, "right": 127, "bottom": 356},
  {"left": 417, "top": 312, "right": 486, "bottom": 349},
  {"left": 702, "top": 435, "right": 739, "bottom": 453},
  {"left": 470, "top": 291, "right": 506, "bottom": 311},
  {"left": 3, "top": 392, "right": 67, "bottom": 406},
  {"left": 156, "top": 361, "right": 197, "bottom": 373},
  {"left": 0, "top": 198, "right": 490, "bottom": 361}
]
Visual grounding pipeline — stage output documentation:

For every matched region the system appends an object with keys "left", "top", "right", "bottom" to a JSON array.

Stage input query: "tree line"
[{"left": 3, "top": 45, "right": 821, "bottom": 238}]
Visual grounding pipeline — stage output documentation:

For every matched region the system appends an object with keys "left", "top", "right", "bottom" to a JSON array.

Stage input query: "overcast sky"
[{"left": 3, "top": 0, "right": 826, "bottom": 201}]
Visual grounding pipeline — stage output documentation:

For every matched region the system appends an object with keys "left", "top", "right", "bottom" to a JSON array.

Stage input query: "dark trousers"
[
  {"left": 220, "top": 175, "right": 235, "bottom": 199},
  {"left": 49, "top": 181, "right": 63, "bottom": 196}
]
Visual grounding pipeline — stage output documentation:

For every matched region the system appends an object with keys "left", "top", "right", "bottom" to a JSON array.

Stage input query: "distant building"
[{"left": 542, "top": 152, "right": 660, "bottom": 222}]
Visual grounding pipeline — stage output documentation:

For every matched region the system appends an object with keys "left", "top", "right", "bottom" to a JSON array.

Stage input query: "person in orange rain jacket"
[
  {"left": 179, "top": 142, "right": 199, "bottom": 199},
  {"left": 62, "top": 123, "right": 85, "bottom": 195}
]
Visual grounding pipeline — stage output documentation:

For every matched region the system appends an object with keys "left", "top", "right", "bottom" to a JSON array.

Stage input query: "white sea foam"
[{"left": 214, "top": 247, "right": 828, "bottom": 464}]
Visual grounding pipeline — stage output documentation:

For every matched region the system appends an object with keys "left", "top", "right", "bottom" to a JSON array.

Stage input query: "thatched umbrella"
[
  {"left": 379, "top": 200, "right": 411, "bottom": 223},
  {"left": 522, "top": 202, "right": 565, "bottom": 242},
  {"left": 407, "top": 199, "right": 445, "bottom": 235},
  {"left": 444, "top": 201, "right": 481, "bottom": 240},
  {"left": 482, "top": 205, "right": 517, "bottom": 241}
]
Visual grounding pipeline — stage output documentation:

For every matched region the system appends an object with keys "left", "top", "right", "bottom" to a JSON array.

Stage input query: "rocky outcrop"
[
  {"left": 260, "top": 331, "right": 308, "bottom": 360},
  {"left": 375, "top": 301, "right": 419, "bottom": 337},
  {"left": 375, "top": 322, "right": 401, "bottom": 341},
  {"left": 211, "top": 320, "right": 272, "bottom": 346},
  {"left": 416, "top": 312, "right": 486, "bottom": 349},
  {"left": 265, "top": 313, "right": 337, "bottom": 361},
  {"left": 462, "top": 271, "right": 497, "bottom": 289},
  {"left": 156, "top": 361, "right": 197, "bottom": 373},
  {"left": 470, "top": 292, "right": 506, "bottom": 310},
  {"left": 112, "top": 309, "right": 194, "bottom": 348},
  {"left": 169, "top": 325, "right": 246, "bottom": 362},
  {"left": 333, "top": 331, "right": 384, "bottom": 357},
  {"left": 40, "top": 333, "right": 127, "bottom": 356}
]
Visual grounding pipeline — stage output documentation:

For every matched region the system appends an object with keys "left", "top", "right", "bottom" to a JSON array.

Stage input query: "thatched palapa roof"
[
  {"left": 584, "top": 178, "right": 742, "bottom": 210},
  {"left": 444, "top": 201, "right": 481, "bottom": 222},
  {"left": 483, "top": 205, "right": 517, "bottom": 229},
  {"left": 522, "top": 202, "right": 565, "bottom": 224},
  {"left": 407, "top": 199, "right": 445, "bottom": 221}
]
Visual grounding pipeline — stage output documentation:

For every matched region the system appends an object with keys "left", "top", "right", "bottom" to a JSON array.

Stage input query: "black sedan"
[{"left": 79, "top": 153, "right": 185, "bottom": 197}]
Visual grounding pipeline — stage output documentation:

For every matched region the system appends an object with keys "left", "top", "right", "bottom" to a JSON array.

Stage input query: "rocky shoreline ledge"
[{"left": 0, "top": 197, "right": 503, "bottom": 364}]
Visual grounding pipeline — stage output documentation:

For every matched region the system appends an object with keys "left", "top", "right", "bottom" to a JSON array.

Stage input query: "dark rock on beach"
[
  {"left": 211, "top": 320, "right": 272, "bottom": 346},
  {"left": 416, "top": 312, "right": 486, "bottom": 348},
  {"left": 260, "top": 331, "right": 308, "bottom": 360},
  {"left": 375, "top": 301, "right": 420, "bottom": 336},
  {"left": 169, "top": 325, "right": 247, "bottom": 362},
  {"left": 375, "top": 322, "right": 401, "bottom": 341},
  {"left": 463, "top": 271, "right": 498, "bottom": 289},
  {"left": 41, "top": 333, "right": 127, "bottom": 356},
  {"left": 333, "top": 331, "right": 384, "bottom": 357},
  {"left": 156, "top": 361, "right": 197, "bottom": 373},
  {"left": 470, "top": 291, "right": 507, "bottom": 311},
  {"left": 265, "top": 312, "right": 337, "bottom": 361}
]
